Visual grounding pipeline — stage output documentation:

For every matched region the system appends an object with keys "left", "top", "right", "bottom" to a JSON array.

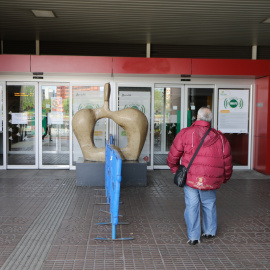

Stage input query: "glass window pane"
[
  {"left": 7, "top": 85, "right": 36, "bottom": 165},
  {"left": 166, "top": 88, "right": 181, "bottom": 151},
  {"left": 187, "top": 88, "right": 213, "bottom": 126},
  {"left": 41, "top": 85, "right": 70, "bottom": 165},
  {"left": 154, "top": 87, "right": 181, "bottom": 165},
  {"left": 118, "top": 87, "right": 151, "bottom": 165},
  {"left": 154, "top": 88, "right": 164, "bottom": 154},
  {"left": 223, "top": 133, "right": 248, "bottom": 166},
  {"left": 72, "top": 85, "right": 105, "bottom": 165},
  {"left": 217, "top": 89, "right": 250, "bottom": 166},
  {"left": 0, "top": 84, "right": 3, "bottom": 166}
]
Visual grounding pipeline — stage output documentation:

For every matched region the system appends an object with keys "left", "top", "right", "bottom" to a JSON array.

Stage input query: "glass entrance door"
[
  {"left": 154, "top": 85, "right": 183, "bottom": 168},
  {"left": 6, "top": 82, "right": 70, "bottom": 169},
  {"left": 185, "top": 85, "right": 215, "bottom": 127},
  {"left": 40, "top": 84, "right": 70, "bottom": 168},
  {"left": 6, "top": 82, "right": 38, "bottom": 168},
  {"left": 0, "top": 83, "right": 4, "bottom": 168},
  {"left": 118, "top": 86, "right": 151, "bottom": 166},
  {"left": 217, "top": 88, "right": 251, "bottom": 168}
]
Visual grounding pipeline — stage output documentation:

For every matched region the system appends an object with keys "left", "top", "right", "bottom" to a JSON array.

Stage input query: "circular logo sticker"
[
  {"left": 229, "top": 99, "right": 238, "bottom": 108},
  {"left": 224, "top": 97, "right": 244, "bottom": 109}
]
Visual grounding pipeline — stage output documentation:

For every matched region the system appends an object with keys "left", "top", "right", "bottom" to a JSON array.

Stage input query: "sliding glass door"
[
  {"left": 154, "top": 85, "right": 183, "bottom": 168},
  {"left": 6, "top": 82, "right": 38, "bottom": 168},
  {"left": 5, "top": 82, "right": 70, "bottom": 169},
  {"left": 185, "top": 85, "right": 214, "bottom": 127},
  {"left": 40, "top": 84, "right": 70, "bottom": 168}
]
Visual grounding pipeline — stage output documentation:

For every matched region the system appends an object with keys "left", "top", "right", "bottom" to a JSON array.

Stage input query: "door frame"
[{"left": 2, "top": 79, "right": 254, "bottom": 170}]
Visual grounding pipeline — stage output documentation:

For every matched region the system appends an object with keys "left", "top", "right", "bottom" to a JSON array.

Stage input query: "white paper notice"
[
  {"left": 11, "top": 113, "right": 28, "bottom": 125},
  {"left": 218, "top": 89, "right": 249, "bottom": 133},
  {"left": 170, "top": 115, "right": 177, "bottom": 123},
  {"left": 48, "top": 112, "right": 63, "bottom": 125}
]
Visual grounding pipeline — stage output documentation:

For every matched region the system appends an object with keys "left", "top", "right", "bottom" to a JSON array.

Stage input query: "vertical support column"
[
  {"left": 254, "top": 76, "right": 270, "bottom": 174},
  {"left": 36, "top": 40, "right": 40, "bottom": 55},
  {"left": 252, "top": 45, "right": 257, "bottom": 60},
  {"left": 146, "top": 42, "right": 151, "bottom": 58},
  {"left": 1, "top": 40, "right": 3, "bottom": 54}
]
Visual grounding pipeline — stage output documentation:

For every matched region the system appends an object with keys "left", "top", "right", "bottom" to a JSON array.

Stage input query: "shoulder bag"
[{"left": 174, "top": 127, "right": 212, "bottom": 187}]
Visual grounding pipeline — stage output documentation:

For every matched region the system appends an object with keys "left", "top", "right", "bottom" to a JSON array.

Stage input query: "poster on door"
[
  {"left": 218, "top": 89, "right": 249, "bottom": 133},
  {"left": 72, "top": 89, "right": 104, "bottom": 113},
  {"left": 72, "top": 88, "right": 105, "bottom": 161},
  {"left": 118, "top": 91, "right": 150, "bottom": 162},
  {"left": 51, "top": 97, "right": 62, "bottom": 112}
]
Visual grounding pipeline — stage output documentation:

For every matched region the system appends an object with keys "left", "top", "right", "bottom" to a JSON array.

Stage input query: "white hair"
[{"left": 197, "top": 107, "right": 212, "bottom": 122}]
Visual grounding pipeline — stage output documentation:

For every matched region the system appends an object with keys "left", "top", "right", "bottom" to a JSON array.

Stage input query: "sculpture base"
[{"left": 76, "top": 157, "right": 147, "bottom": 187}]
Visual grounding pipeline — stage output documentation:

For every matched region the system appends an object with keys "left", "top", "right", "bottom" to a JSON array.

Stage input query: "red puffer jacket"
[{"left": 167, "top": 120, "right": 233, "bottom": 190}]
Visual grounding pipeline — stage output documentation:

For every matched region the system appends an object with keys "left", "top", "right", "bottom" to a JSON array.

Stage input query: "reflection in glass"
[
  {"left": 7, "top": 85, "right": 36, "bottom": 165},
  {"left": 154, "top": 87, "right": 181, "bottom": 165},
  {"left": 42, "top": 85, "right": 69, "bottom": 165}
]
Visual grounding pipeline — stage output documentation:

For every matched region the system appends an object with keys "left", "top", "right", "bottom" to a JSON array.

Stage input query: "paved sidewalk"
[{"left": 0, "top": 169, "right": 269, "bottom": 270}]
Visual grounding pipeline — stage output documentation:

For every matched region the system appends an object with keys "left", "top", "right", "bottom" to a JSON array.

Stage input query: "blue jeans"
[{"left": 184, "top": 185, "right": 217, "bottom": 241}]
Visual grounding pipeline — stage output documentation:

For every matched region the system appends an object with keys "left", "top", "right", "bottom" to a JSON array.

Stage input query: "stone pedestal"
[
  {"left": 76, "top": 157, "right": 147, "bottom": 187},
  {"left": 76, "top": 158, "right": 105, "bottom": 186}
]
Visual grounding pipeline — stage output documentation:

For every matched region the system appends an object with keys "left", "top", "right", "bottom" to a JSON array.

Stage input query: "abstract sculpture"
[{"left": 72, "top": 83, "right": 148, "bottom": 162}]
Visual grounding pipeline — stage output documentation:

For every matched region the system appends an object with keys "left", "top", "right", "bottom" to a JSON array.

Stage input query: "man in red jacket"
[{"left": 167, "top": 107, "right": 233, "bottom": 245}]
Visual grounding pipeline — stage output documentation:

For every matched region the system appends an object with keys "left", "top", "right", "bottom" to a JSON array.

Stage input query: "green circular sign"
[{"left": 229, "top": 99, "right": 238, "bottom": 108}]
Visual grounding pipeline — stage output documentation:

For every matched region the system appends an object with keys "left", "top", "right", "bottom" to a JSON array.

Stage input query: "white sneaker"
[
  {"left": 187, "top": 239, "right": 200, "bottom": 245},
  {"left": 202, "top": 233, "right": 215, "bottom": 239}
]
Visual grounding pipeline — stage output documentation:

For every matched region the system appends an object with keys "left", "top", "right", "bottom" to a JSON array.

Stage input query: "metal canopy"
[{"left": 0, "top": 0, "right": 270, "bottom": 46}]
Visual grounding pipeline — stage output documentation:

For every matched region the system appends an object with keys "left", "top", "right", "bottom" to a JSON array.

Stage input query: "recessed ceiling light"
[
  {"left": 32, "top": 10, "right": 56, "bottom": 18},
  {"left": 262, "top": 18, "right": 270, "bottom": 23}
]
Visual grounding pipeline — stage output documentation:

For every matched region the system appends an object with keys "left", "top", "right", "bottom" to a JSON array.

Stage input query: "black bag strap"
[{"left": 186, "top": 127, "right": 212, "bottom": 171}]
